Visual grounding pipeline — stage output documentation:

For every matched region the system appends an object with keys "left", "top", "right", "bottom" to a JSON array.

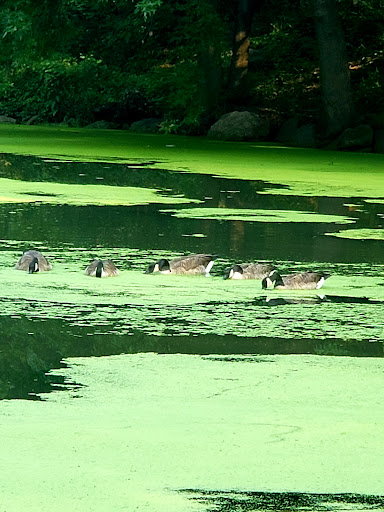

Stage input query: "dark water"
[
  {"left": 182, "top": 489, "right": 384, "bottom": 511},
  {"left": 0, "top": 153, "right": 384, "bottom": 402},
  {"left": 2, "top": 153, "right": 384, "bottom": 510}
]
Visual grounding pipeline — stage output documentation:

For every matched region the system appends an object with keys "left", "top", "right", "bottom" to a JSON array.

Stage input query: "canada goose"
[
  {"left": 15, "top": 250, "right": 52, "bottom": 273},
  {"left": 145, "top": 254, "right": 216, "bottom": 275},
  {"left": 85, "top": 259, "right": 119, "bottom": 278},
  {"left": 261, "top": 270, "right": 330, "bottom": 290},
  {"left": 224, "top": 262, "right": 276, "bottom": 280}
]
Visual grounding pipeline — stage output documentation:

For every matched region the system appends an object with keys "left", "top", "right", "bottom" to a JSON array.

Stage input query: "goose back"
[
  {"left": 85, "top": 259, "right": 119, "bottom": 277},
  {"left": 225, "top": 262, "right": 276, "bottom": 280},
  {"left": 146, "top": 254, "right": 216, "bottom": 275},
  {"left": 15, "top": 250, "right": 52, "bottom": 273},
  {"left": 262, "top": 271, "right": 330, "bottom": 290}
]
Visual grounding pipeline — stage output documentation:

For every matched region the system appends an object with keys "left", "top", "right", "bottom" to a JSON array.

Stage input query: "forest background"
[{"left": 0, "top": 0, "right": 383, "bottom": 147}]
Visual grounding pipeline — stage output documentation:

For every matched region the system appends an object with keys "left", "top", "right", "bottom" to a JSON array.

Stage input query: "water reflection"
[
  {"left": 1, "top": 313, "right": 383, "bottom": 400},
  {"left": 1, "top": 153, "right": 384, "bottom": 263},
  {"left": 1, "top": 153, "right": 384, "bottom": 400},
  {"left": 257, "top": 294, "right": 384, "bottom": 306},
  {"left": 182, "top": 489, "right": 384, "bottom": 511}
]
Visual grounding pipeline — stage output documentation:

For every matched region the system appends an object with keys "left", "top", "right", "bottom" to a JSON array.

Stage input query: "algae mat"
[
  {"left": 1, "top": 125, "right": 384, "bottom": 198},
  {"left": 326, "top": 228, "right": 384, "bottom": 240},
  {"left": 1, "top": 245, "right": 384, "bottom": 343},
  {"left": 164, "top": 207, "right": 354, "bottom": 224},
  {"left": 1, "top": 353, "right": 384, "bottom": 511},
  {"left": 0, "top": 177, "right": 198, "bottom": 206}
]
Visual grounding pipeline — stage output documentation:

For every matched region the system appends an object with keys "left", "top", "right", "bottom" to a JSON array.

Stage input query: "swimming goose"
[
  {"left": 145, "top": 254, "right": 216, "bottom": 275},
  {"left": 224, "top": 262, "right": 276, "bottom": 280},
  {"left": 261, "top": 270, "right": 330, "bottom": 290},
  {"left": 85, "top": 259, "right": 119, "bottom": 278},
  {"left": 15, "top": 250, "right": 52, "bottom": 273}
]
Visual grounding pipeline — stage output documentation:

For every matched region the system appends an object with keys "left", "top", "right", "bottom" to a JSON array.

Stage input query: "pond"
[{"left": 0, "top": 128, "right": 384, "bottom": 512}]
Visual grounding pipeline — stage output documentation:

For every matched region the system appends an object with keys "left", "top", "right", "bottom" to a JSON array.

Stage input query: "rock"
[
  {"left": 276, "top": 118, "right": 299, "bottom": 143},
  {"left": 26, "top": 115, "right": 39, "bottom": 125},
  {"left": 85, "top": 120, "right": 118, "bottom": 129},
  {"left": 295, "top": 124, "right": 316, "bottom": 147},
  {"left": 0, "top": 115, "right": 16, "bottom": 124},
  {"left": 373, "top": 129, "right": 384, "bottom": 153},
  {"left": 129, "top": 118, "right": 162, "bottom": 133},
  {"left": 337, "top": 124, "right": 373, "bottom": 151},
  {"left": 207, "top": 111, "right": 269, "bottom": 141},
  {"left": 276, "top": 118, "right": 316, "bottom": 147}
]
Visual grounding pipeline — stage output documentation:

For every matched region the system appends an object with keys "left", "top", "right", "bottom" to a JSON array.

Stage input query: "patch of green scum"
[
  {"left": 325, "top": 228, "right": 384, "bottom": 240},
  {"left": 0, "top": 177, "right": 200, "bottom": 206},
  {"left": 365, "top": 199, "right": 384, "bottom": 204},
  {"left": 1, "top": 294, "right": 383, "bottom": 342},
  {"left": 1, "top": 125, "right": 384, "bottom": 198},
  {"left": 162, "top": 207, "right": 354, "bottom": 224},
  {"left": 1, "top": 354, "right": 384, "bottom": 510},
  {"left": 1, "top": 242, "right": 384, "bottom": 341}
]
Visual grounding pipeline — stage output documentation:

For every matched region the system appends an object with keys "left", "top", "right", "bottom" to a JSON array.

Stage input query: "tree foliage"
[{"left": 0, "top": 0, "right": 383, "bottom": 135}]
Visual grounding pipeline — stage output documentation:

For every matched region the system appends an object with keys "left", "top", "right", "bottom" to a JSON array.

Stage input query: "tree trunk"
[
  {"left": 312, "top": 0, "right": 354, "bottom": 137},
  {"left": 199, "top": 44, "right": 222, "bottom": 117},
  {"left": 227, "top": 0, "right": 257, "bottom": 103}
]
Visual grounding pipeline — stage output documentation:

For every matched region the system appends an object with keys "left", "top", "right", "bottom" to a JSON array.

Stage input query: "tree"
[
  {"left": 227, "top": 0, "right": 258, "bottom": 103},
  {"left": 312, "top": 0, "right": 354, "bottom": 137}
]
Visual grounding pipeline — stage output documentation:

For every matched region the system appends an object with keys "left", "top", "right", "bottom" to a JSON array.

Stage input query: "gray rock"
[
  {"left": 207, "top": 111, "right": 269, "bottom": 141},
  {"left": 276, "top": 118, "right": 316, "bottom": 147},
  {"left": 373, "top": 129, "right": 384, "bottom": 153},
  {"left": 86, "top": 120, "right": 118, "bottom": 129},
  {"left": 129, "top": 118, "right": 162, "bottom": 134},
  {"left": 295, "top": 124, "right": 316, "bottom": 147},
  {"left": 337, "top": 124, "right": 373, "bottom": 150},
  {"left": 0, "top": 115, "right": 16, "bottom": 124},
  {"left": 276, "top": 118, "right": 299, "bottom": 143}
]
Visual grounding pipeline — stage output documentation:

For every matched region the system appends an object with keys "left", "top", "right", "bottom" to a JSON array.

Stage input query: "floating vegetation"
[
  {"left": 0, "top": 177, "right": 200, "bottom": 206},
  {"left": 0, "top": 247, "right": 384, "bottom": 343},
  {"left": 163, "top": 207, "right": 355, "bottom": 224},
  {"left": 1, "top": 125, "right": 384, "bottom": 198},
  {"left": 326, "top": 228, "right": 384, "bottom": 240}
]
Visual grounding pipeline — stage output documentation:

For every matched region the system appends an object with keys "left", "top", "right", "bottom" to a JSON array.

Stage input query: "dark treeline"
[{"left": 0, "top": 0, "right": 383, "bottom": 143}]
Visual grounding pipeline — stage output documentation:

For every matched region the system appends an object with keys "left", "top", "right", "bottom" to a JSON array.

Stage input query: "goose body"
[
  {"left": 262, "top": 270, "right": 330, "bottom": 290},
  {"left": 15, "top": 250, "right": 52, "bottom": 273},
  {"left": 85, "top": 259, "right": 119, "bottom": 278},
  {"left": 224, "top": 262, "right": 276, "bottom": 280},
  {"left": 145, "top": 254, "right": 216, "bottom": 275}
]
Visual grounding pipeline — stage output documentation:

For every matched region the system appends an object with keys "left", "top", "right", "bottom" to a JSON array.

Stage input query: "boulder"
[
  {"left": 207, "top": 111, "right": 269, "bottom": 141},
  {"left": 129, "top": 118, "right": 162, "bottom": 133},
  {"left": 373, "top": 129, "right": 384, "bottom": 153},
  {"left": 276, "top": 118, "right": 316, "bottom": 147},
  {"left": 0, "top": 115, "right": 16, "bottom": 124},
  {"left": 295, "top": 124, "right": 316, "bottom": 147},
  {"left": 85, "top": 120, "right": 118, "bottom": 129},
  {"left": 276, "top": 118, "right": 299, "bottom": 143},
  {"left": 337, "top": 124, "right": 373, "bottom": 151}
]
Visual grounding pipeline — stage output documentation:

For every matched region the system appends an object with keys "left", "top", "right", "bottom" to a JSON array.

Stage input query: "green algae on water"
[
  {"left": 1, "top": 246, "right": 384, "bottom": 342},
  {"left": 1, "top": 125, "right": 384, "bottom": 198},
  {"left": 163, "top": 207, "right": 355, "bottom": 224},
  {"left": 326, "top": 228, "right": 384, "bottom": 240},
  {"left": 0, "top": 177, "right": 200, "bottom": 206},
  {"left": 1, "top": 353, "right": 384, "bottom": 511}
]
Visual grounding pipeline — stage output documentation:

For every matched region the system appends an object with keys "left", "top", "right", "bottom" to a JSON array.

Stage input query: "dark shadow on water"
[
  {"left": 0, "top": 314, "right": 383, "bottom": 400},
  {"left": 2, "top": 201, "right": 384, "bottom": 264},
  {"left": 181, "top": 489, "right": 384, "bottom": 511},
  {"left": 255, "top": 295, "right": 384, "bottom": 306}
]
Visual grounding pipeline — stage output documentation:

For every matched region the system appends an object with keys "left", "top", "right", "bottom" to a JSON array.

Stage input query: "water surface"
[{"left": 0, "top": 146, "right": 383, "bottom": 511}]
